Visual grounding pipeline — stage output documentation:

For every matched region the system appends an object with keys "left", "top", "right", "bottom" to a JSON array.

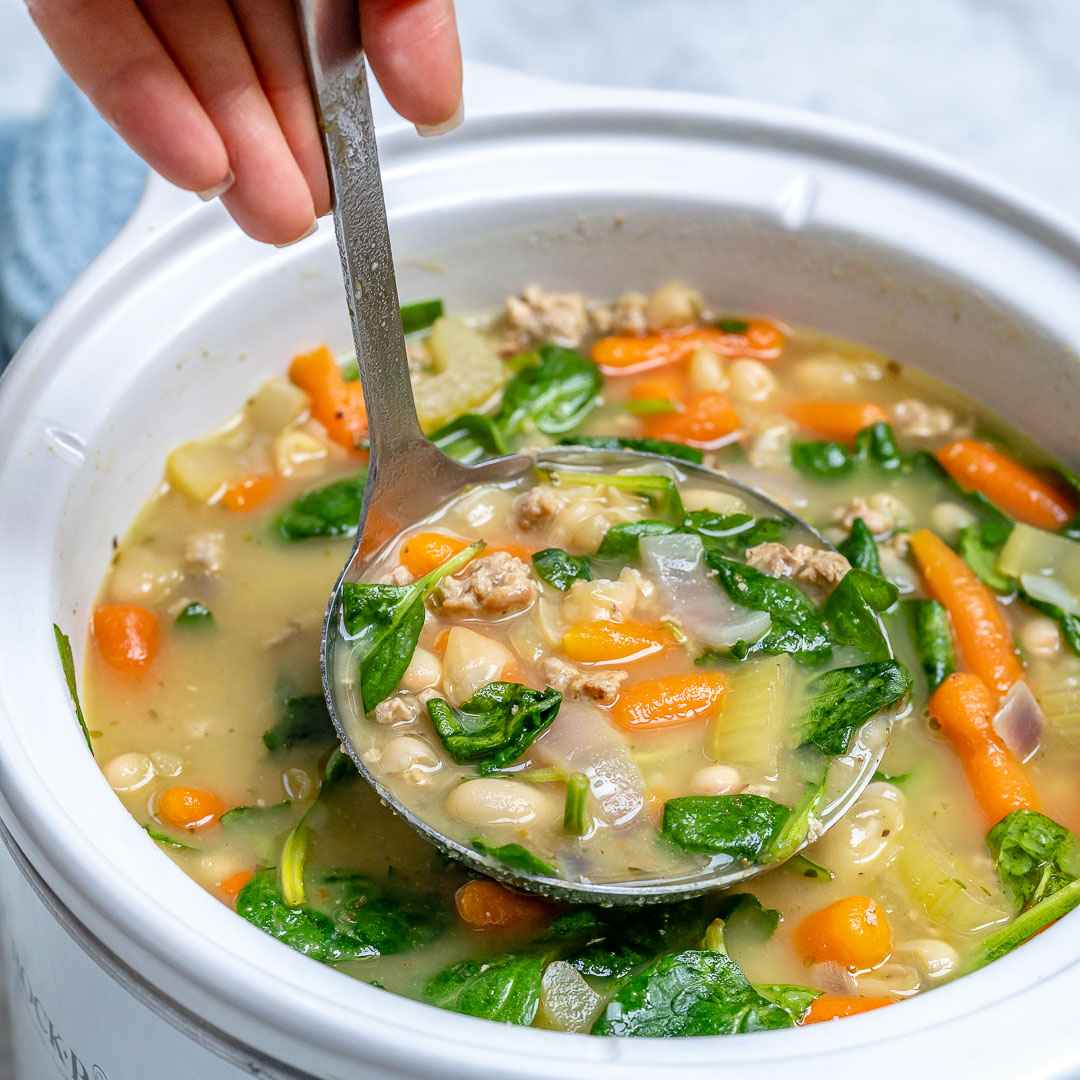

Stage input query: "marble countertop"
[{"left": 2, "top": 1, "right": 1079, "bottom": 1077}]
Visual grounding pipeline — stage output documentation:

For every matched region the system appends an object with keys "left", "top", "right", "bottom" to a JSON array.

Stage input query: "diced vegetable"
[
  {"left": 563, "top": 772, "right": 590, "bottom": 835},
  {"left": 936, "top": 439, "right": 1078, "bottom": 531},
  {"left": 909, "top": 529, "right": 1023, "bottom": 696},
  {"left": 166, "top": 435, "right": 243, "bottom": 503},
  {"left": 1035, "top": 667, "right": 1080, "bottom": 742},
  {"left": 412, "top": 317, "right": 507, "bottom": 432},
  {"left": 218, "top": 870, "right": 255, "bottom": 902},
  {"left": 221, "top": 474, "right": 276, "bottom": 512},
  {"left": 997, "top": 521, "right": 1080, "bottom": 602},
  {"left": 426, "top": 682, "right": 562, "bottom": 774},
  {"left": 901, "top": 598, "right": 955, "bottom": 693},
  {"left": 454, "top": 879, "right": 553, "bottom": 930},
  {"left": 591, "top": 323, "right": 783, "bottom": 373},
  {"left": 801, "top": 996, "right": 893, "bottom": 1024},
  {"left": 991, "top": 681, "right": 1044, "bottom": 761},
  {"left": 274, "top": 472, "right": 366, "bottom": 540},
  {"left": 707, "top": 654, "right": 794, "bottom": 776},
  {"left": 495, "top": 344, "right": 601, "bottom": 435},
  {"left": 787, "top": 401, "right": 890, "bottom": 444},
  {"left": 538, "top": 961, "right": 605, "bottom": 1033},
  {"left": 929, "top": 673, "right": 1039, "bottom": 823},
  {"left": 289, "top": 344, "right": 367, "bottom": 449},
  {"left": 561, "top": 620, "right": 666, "bottom": 664},
  {"left": 552, "top": 470, "right": 684, "bottom": 519},
  {"left": 93, "top": 605, "right": 159, "bottom": 675},
  {"left": 156, "top": 785, "right": 224, "bottom": 830},
  {"left": 661, "top": 793, "right": 790, "bottom": 859},
  {"left": 794, "top": 895, "right": 892, "bottom": 970},
  {"left": 399, "top": 532, "right": 468, "bottom": 578},
  {"left": 641, "top": 390, "right": 741, "bottom": 449},
  {"left": 614, "top": 671, "right": 727, "bottom": 731}
]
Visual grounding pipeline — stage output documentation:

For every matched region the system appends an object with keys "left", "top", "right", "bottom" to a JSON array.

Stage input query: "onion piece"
[
  {"left": 639, "top": 532, "right": 771, "bottom": 649},
  {"left": 534, "top": 703, "right": 644, "bottom": 826},
  {"left": 810, "top": 960, "right": 858, "bottom": 995},
  {"left": 992, "top": 680, "right": 1045, "bottom": 762},
  {"left": 538, "top": 961, "right": 605, "bottom": 1032},
  {"left": 1019, "top": 572, "right": 1080, "bottom": 616}
]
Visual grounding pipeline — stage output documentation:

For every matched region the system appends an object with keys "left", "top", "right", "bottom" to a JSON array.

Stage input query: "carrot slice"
[
  {"left": 929, "top": 672, "right": 1039, "bottom": 823},
  {"left": 219, "top": 869, "right": 255, "bottom": 902},
  {"left": 936, "top": 439, "right": 1078, "bottom": 531},
  {"left": 93, "top": 605, "right": 159, "bottom": 675},
  {"left": 288, "top": 344, "right": 367, "bottom": 450},
  {"left": 221, "top": 474, "right": 276, "bottom": 512},
  {"left": 156, "top": 786, "right": 225, "bottom": 831},
  {"left": 592, "top": 322, "right": 783, "bottom": 374},
  {"left": 562, "top": 620, "right": 667, "bottom": 664},
  {"left": 642, "top": 390, "right": 740, "bottom": 448},
  {"left": 400, "top": 532, "right": 469, "bottom": 577},
  {"left": 794, "top": 895, "right": 892, "bottom": 970},
  {"left": 908, "top": 529, "right": 1023, "bottom": 696},
  {"left": 801, "top": 996, "right": 894, "bottom": 1024},
  {"left": 613, "top": 672, "right": 726, "bottom": 730},
  {"left": 786, "top": 400, "right": 890, "bottom": 444},
  {"left": 455, "top": 879, "right": 554, "bottom": 930},
  {"left": 630, "top": 373, "right": 687, "bottom": 403}
]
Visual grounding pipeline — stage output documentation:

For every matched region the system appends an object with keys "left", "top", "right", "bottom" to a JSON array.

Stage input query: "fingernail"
[
  {"left": 275, "top": 219, "right": 318, "bottom": 249},
  {"left": 415, "top": 99, "right": 464, "bottom": 138},
  {"left": 197, "top": 169, "right": 235, "bottom": 201}
]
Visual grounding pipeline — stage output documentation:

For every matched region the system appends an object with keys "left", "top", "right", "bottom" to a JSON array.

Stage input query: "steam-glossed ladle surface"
[{"left": 299, "top": 0, "right": 896, "bottom": 903}]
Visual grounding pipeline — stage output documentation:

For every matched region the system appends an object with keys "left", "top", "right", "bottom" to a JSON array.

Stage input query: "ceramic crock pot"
[{"left": 2, "top": 63, "right": 1080, "bottom": 1080}]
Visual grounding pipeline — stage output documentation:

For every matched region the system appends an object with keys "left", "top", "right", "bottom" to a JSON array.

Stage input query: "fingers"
[
  {"left": 27, "top": 0, "right": 230, "bottom": 195},
  {"left": 231, "top": 0, "right": 331, "bottom": 218},
  {"left": 360, "top": 0, "right": 463, "bottom": 130},
  {"left": 139, "top": 0, "right": 315, "bottom": 244}
]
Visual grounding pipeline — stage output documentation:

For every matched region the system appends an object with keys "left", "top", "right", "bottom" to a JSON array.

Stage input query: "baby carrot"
[
  {"left": 794, "top": 895, "right": 892, "bottom": 970},
  {"left": 455, "top": 879, "right": 554, "bottom": 930},
  {"left": 219, "top": 869, "right": 255, "bottom": 903},
  {"left": 801, "top": 996, "right": 894, "bottom": 1024},
  {"left": 93, "top": 605, "right": 159, "bottom": 675},
  {"left": 288, "top": 344, "right": 367, "bottom": 450},
  {"left": 156, "top": 786, "right": 225, "bottom": 831},
  {"left": 786, "top": 400, "right": 890, "bottom": 444},
  {"left": 908, "top": 529, "right": 1023, "bottom": 696},
  {"left": 592, "top": 322, "right": 783, "bottom": 374},
  {"left": 630, "top": 373, "right": 687, "bottom": 403},
  {"left": 400, "top": 532, "right": 468, "bottom": 577},
  {"left": 221, "top": 474, "right": 276, "bottom": 512},
  {"left": 928, "top": 672, "right": 1039, "bottom": 823},
  {"left": 642, "top": 390, "right": 741, "bottom": 448},
  {"left": 613, "top": 671, "right": 727, "bottom": 731},
  {"left": 561, "top": 620, "right": 667, "bottom": 664},
  {"left": 936, "top": 439, "right": 1078, "bottom": 531}
]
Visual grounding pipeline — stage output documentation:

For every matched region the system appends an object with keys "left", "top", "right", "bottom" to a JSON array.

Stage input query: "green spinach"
[
  {"left": 143, "top": 824, "right": 194, "bottom": 851},
  {"left": 902, "top": 597, "right": 955, "bottom": 692},
  {"left": 1019, "top": 585, "right": 1080, "bottom": 658},
  {"left": 957, "top": 520, "right": 1014, "bottom": 592},
  {"left": 837, "top": 517, "right": 883, "bottom": 577},
  {"left": 341, "top": 542, "right": 482, "bottom": 711},
  {"left": 596, "top": 520, "right": 680, "bottom": 559},
  {"left": 262, "top": 694, "right": 335, "bottom": 753},
  {"left": 558, "top": 434, "right": 704, "bottom": 465},
  {"left": 531, "top": 548, "right": 592, "bottom": 591},
  {"left": 661, "top": 794, "right": 791, "bottom": 860},
  {"left": 274, "top": 472, "right": 367, "bottom": 541},
  {"left": 53, "top": 624, "right": 92, "bottom": 753},
  {"left": 715, "top": 317, "right": 750, "bottom": 334},
  {"left": 853, "top": 421, "right": 904, "bottom": 470},
  {"left": 714, "top": 893, "right": 781, "bottom": 941},
  {"left": 400, "top": 298, "right": 444, "bottom": 335},
  {"left": 496, "top": 345, "right": 602, "bottom": 435},
  {"left": 175, "top": 601, "right": 214, "bottom": 627},
  {"left": 765, "top": 778, "right": 827, "bottom": 863},
  {"left": 427, "top": 683, "right": 561, "bottom": 774},
  {"left": 563, "top": 772, "right": 590, "bottom": 835},
  {"left": 792, "top": 422, "right": 905, "bottom": 479},
  {"left": 790, "top": 441, "right": 853, "bottom": 479},
  {"left": 424, "top": 953, "right": 545, "bottom": 1025},
  {"left": 471, "top": 838, "right": 558, "bottom": 877},
  {"left": 754, "top": 984, "right": 822, "bottom": 1023},
  {"left": 430, "top": 413, "right": 511, "bottom": 464},
  {"left": 799, "top": 661, "right": 913, "bottom": 755},
  {"left": 685, "top": 510, "right": 788, "bottom": 555},
  {"left": 822, "top": 568, "right": 899, "bottom": 661},
  {"left": 986, "top": 809, "right": 1080, "bottom": 911},
  {"left": 785, "top": 854, "right": 834, "bottom": 882}
]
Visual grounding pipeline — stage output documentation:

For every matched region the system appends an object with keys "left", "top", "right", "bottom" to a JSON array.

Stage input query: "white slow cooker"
[{"left": 2, "top": 64, "right": 1080, "bottom": 1080}]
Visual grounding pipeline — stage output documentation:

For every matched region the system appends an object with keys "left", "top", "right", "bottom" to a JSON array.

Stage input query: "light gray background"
[{"left": 1, "top": 0, "right": 1079, "bottom": 1076}]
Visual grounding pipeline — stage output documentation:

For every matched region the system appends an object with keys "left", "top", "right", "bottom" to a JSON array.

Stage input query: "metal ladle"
[{"left": 299, "top": 1, "right": 894, "bottom": 903}]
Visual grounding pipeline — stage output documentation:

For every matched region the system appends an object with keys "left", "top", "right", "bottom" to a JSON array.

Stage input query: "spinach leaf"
[
  {"left": 785, "top": 854, "right": 834, "bottom": 882},
  {"left": 595, "top": 520, "right": 679, "bottom": 559},
  {"left": 236, "top": 868, "right": 439, "bottom": 964},
  {"left": 986, "top": 809, "right": 1080, "bottom": 911},
  {"left": 716, "top": 317, "right": 750, "bottom": 334},
  {"left": 424, "top": 953, "right": 545, "bottom": 1025},
  {"left": 872, "top": 769, "right": 914, "bottom": 785},
  {"left": 837, "top": 518, "right": 882, "bottom": 577},
  {"left": 754, "top": 984, "right": 821, "bottom": 1023},
  {"left": 531, "top": 548, "right": 591, "bottom": 591},
  {"left": 427, "top": 683, "right": 562, "bottom": 774},
  {"left": 591, "top": 948, "right": 793, "bottom": 1036},
  {"left": 341, "top": 542, "right": 481, "bottom": 711},
  {"left": 557, "top": 434, "right": 704, "bottom": 465},
  {"left": 546, "top": 902, "right": 706, "bottom": 981},
  {"left": 902, "top": 598, "right": 955, "bottom": 692},
  {"left": 957, "top": 520, "right": 1014, "bottom": 592},
  {"left": 1019, "top": 585, "right": 1080, "bottom": 658},
  {"left": 563, "top": 772, "right": 590, "bottom": 835},
  {"left": 714, "top": 893, "right": 781, "bottom": 941},
  {"left": 853, "top": 421, "right": 903, "bottom": 469},
  {"left": 472, "top": 838, "right": 558, "bottom": 877},
  {"left": 400, "top": 298, "right": 444, "bottom": 335},
  {"left": 262, "top": 694, "right": 335, "bottom": 753},
  {"left": 799, "top": 660, "right": 912, "bottom": 755},
  {"left": 274, "top": 472, "right": 367, "bottom": 541},
  {"left": 661, "top": 794, "right": 791, "bottom": 860},
  {"left": 496, "top": 345, "right": 602, "bottom": 435},
  {"left": 705, "top": 552, "right": 833, "bottom": 662},
  {"left": 143, "top": 824, "right": 195, "bottom": 851},
  {"left": 685, "top": 511, "right": 788, "bottom": 555},
  {"left": 969, "top": 877, "right": 1080, "bottom": 971},
  {"left": 53, "top": 624, "right": 92, "bottom": 753},
  {"left": 790, "top": 441, "right": 854, "bottom": 479},
  {"left": 430, "top": 413, "right": 511, "bottom": 464},
  {"left": 822, "top": 568, "right": 898, "bottom": 661},
  {"left": 765, "top": 777, "right": 827, "bottom": 863},
  {"left": 220, "top": 801, "right": 295, "bottom": 829},
  {"left": 175, "top": 601, "right": 214, "bottom": 627}
]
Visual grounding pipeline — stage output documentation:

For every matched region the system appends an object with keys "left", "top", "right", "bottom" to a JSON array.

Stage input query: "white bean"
[
  {"left": 819, "top": 781, "right": 905, "bottom": 872},
  {"left": 109, "top": 547, "right": 184, "bottom": 605},
  {"left": 149, "top": 750, "right": 184, "bottom": 778},
  {"left": 1021, "top": 616, "right": 1061, "bottom": 657},
  {"left": 104, "top": 752, "right": 155, "bottom": 792},
  {"left": 273, "top": 429, "right": 328, "bottom": 478},
  {"left": 727, "top": 358, "right": 776, "bottom": 403},
  {"left": 446, "top": 778, "right": 551, "bottom": 827},
  {"left": 380, "top": 735, "right": 441, "bottom": 785},
  {"left": 679, "top": 488, "right": 748, "bottom": 515},
  {"left": 690, "top": 764, "right": 743, "bottom": 796},
  {"left": 855, "top": 961, "right": 920, "bottom": 998},
  {"left": 282, "top": 767, "right": 316, "bottom": 801},
  {"left": 929, "top": 502, "right": 978, "bottom": 544},
  {"left": 900, "top": 938, "right": 960, "bottom": 982},
  {"left": 441, "top": 627, "right": 513, "bottom": 706},
  {"left": 401, "top": 646, "right": 442, "bottom": 692},
  {"left": 687, "top": 348, "right": 728, "bottom": 393},
  {"left": 561, "top": 575, "right": 639, "bottom": 624},
  {"left": 644, "top": 282, "right": 702, "bottom": 331}
]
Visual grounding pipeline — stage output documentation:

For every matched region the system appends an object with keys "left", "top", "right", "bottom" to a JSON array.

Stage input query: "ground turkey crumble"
[
  {"left": 744, "top": 542, "right": 851, "bottom": 588},
  {"left": 432, "top": 551, "right": 538, "bottom": 617},
  {"left": 542, "top": 657, "right": 627, "bottom": 706}
]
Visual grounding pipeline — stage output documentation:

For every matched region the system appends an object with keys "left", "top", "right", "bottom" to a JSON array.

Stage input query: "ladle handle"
[{"left": 294, "top": 0, "right": 429, "bottom": 470}]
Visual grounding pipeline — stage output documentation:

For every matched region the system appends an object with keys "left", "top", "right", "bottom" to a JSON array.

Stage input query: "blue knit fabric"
[{"left": 0, "top": 79, "right": 147, "bottom": 368}]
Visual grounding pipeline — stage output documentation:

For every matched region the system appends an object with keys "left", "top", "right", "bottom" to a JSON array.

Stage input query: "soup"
[{"left": 74, "top": 282, "right": 1080, "bottom": 1036}]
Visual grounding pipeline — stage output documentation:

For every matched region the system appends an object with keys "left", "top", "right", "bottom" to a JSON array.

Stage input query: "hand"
[{"left": 27, "top": 0, "right": 462, "bottom": 244}]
